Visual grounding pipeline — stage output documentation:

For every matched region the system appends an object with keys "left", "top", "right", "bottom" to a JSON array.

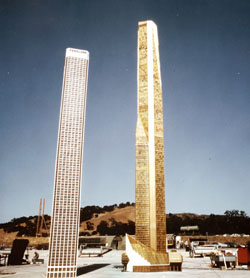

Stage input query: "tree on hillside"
[
  {"left": 96, "top": 221, "right": 108, "bottom": 235},
  {"left": 96, "top": 219, "right": 135, "bottom": 236},
  {"left": 224, "top": 210, "right": 248, "bottom": 218},
  {"left": 166, "top": 214, "right": 182, "bottom": 234}
]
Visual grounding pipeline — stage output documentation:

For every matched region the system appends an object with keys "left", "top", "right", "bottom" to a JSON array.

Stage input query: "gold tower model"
[
  {"left": 135, "top": 20, "right": 166, "bottom": 253},
  {"left": 47, "top": 48, "right": 89, "bottom": 278},
  {"left": 126, "top": 21, "right": 182, "bottom": 272}
]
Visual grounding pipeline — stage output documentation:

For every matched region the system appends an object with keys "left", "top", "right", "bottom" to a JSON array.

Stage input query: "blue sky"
[{"left": 0, "top": 0, "right": 250, "bottom": 223}]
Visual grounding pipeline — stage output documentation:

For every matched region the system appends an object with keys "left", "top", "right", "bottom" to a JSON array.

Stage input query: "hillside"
[
  {"left": 0, "top": 205, "right": 250, "bottom": 247},
  {"left": 0, "top": 203, "right": 135, "bottom": 246},
  {"left": 80, "top": 205, "right": 135, "bottom": 234}
]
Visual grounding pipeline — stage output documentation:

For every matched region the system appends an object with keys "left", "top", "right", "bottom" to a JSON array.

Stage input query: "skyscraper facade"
[
  {"left": 135, "top": 20, "right": 166, "bottom": 253},
  {"left": 47, "top": 48, "right": 89, "bottom": 278}
]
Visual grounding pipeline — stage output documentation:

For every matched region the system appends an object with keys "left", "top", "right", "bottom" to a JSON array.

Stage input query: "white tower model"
[{"left": 47, "top": 48, "right": 89, "bottom": 278}]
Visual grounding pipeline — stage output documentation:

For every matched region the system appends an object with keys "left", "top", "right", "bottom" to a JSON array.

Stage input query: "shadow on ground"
[{"left": 77, "top": 264, "right": 110, "bottom": 276}]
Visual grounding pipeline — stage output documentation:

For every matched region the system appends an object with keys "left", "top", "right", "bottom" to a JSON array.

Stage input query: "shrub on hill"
[{"left": 96, "top": 218, "right": 135, "bottom": 236}]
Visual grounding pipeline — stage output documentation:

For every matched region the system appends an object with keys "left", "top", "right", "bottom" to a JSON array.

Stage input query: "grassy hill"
[
  {"left": 0, "top": 203, "right": 135, "bottom": 246},
  {"left": 1, "top": 204, "right": 249, "bottom": 247},
  {"left": 80, "top": 205, "right": 135, "bottom": 235}
]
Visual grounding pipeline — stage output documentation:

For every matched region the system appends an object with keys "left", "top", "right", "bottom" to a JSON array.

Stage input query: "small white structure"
[{"left": 126, "top": 234, "right": 150, "bottom": 272}]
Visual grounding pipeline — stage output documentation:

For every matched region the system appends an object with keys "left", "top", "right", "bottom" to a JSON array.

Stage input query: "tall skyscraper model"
[
  {"left": 135, "top": 20, "right": 166, "bottom": 252},
  {"left": 126, "top": 21, "right": 182, "bottom": 272},
  {"left": 47, "top": 48, "right": 89, "bottom": 278}
]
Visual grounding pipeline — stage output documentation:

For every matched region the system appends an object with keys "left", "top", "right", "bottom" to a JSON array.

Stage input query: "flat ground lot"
[{"left": 0, "top": 249, "right": 249, "bottom": 278}]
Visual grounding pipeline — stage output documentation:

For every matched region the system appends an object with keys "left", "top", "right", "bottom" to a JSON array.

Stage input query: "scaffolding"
[{"left": 36, "top": 198, "right": 48, "bottom": 237}]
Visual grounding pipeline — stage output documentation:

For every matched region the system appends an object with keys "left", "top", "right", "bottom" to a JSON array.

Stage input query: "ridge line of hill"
[{"left": 0, "top": 204, "right": 249, "bottom": 240}]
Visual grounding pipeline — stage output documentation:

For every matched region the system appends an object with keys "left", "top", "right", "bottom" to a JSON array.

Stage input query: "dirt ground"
[{"left": 0, "top": 229, "right": 49, "bottom": 248}]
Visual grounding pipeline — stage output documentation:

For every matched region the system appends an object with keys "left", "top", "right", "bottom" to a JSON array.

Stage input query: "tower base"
[{"left": 125, "top": 234, "right": 182, "bottom": 272}]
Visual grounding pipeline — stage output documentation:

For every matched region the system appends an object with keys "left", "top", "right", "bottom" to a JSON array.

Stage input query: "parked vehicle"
[
  {"left": 189, "top": 241, "right": 218, "bottom": 257},
  {"left": 225, "top": 242, "right": 243, "bottom": 248}
]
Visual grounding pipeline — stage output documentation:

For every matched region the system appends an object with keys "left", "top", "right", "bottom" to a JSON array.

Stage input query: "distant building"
[
  {"left": 180, "top": 226, "right": 199, "bottom": 235},
  {"left": 47, "top": 48, "right": 89, "bottom": 278}
]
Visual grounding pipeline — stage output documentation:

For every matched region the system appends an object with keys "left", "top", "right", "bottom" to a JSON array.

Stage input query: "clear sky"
[{"left": 1, "top": 0, "right": 250, "bottom": 223}]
